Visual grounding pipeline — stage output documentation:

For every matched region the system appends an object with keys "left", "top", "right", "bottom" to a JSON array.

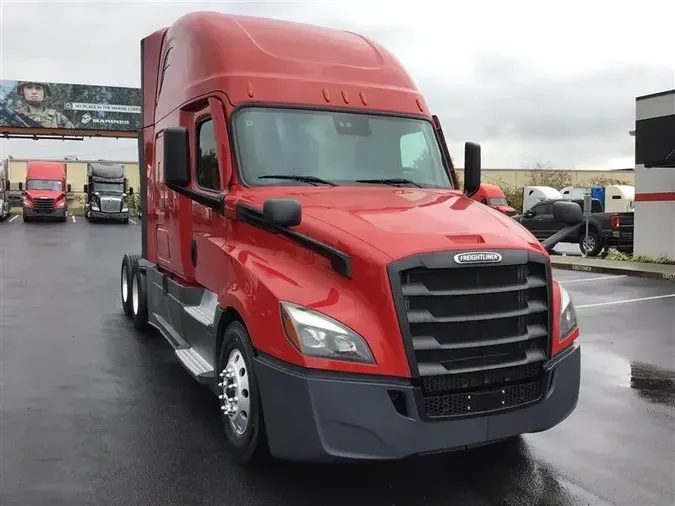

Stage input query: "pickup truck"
[{"left": 513, "top": 198, "right": 634, "bottom": 256}]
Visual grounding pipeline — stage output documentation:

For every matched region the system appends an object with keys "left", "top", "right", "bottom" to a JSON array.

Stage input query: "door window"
[{"left": 196, "top": 118, "right": 221, "bottom": 191}]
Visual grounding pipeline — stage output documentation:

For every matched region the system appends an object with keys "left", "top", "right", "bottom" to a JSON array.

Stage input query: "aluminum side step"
[
  {"left": 183, "top": 290, "right": 217, "bottom": 328},
  {"left": 175, "top": 348, "right": 214, "bottom": 383}
]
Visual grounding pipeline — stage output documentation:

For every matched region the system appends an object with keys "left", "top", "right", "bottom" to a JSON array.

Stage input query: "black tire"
[
  {"left": 22, "top": 215, "right": 30, "bottom": 223},
  {"left": 130, "top": 258, "right": 149, "bottom": 331},
  {"left": 120, "top": 254, "right": 134, "bottom": 318},
  {"left": 579, "top": 229, "right": 602, "bottom": 257},
  {"left": 217, "top": 321, "right": 270, "bottom": 464},
  {"left": 122, "top": 218, "right": 129, "bottom": 224}
]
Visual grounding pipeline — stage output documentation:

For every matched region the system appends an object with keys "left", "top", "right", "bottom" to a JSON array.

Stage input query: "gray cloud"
[{"left": 1, "top": 1, "right": 673, "bottom": 168}]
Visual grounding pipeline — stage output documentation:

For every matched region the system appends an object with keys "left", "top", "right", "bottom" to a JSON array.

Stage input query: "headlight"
[
  {"left": 91, "top": 203, "right": 100, "bottom": 211},
  {"left": 559, "top": 285, "right": 578, "bottom": 341},
  {"left": 280, "top": 302, "right": 375, "bottom": 364},
  {"left": 56, "top": 201, "right": 65, "bottom": 208}
]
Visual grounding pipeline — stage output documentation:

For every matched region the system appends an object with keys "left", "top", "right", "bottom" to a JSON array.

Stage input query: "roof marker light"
[
  {"left": 323, "top": 88, "right": 331, "bottom": 102},
  {"left": 359, "top": 91, "right": 368, "bottom": 105},
  {"left": 416, "top": 97, "right": 424, "bottom": 112},
  {"left": 341, "top": 90, "right": 350, "bottom": 104},
  {"left": 247, "top": 82, "right": 254, "bottom": 98}
]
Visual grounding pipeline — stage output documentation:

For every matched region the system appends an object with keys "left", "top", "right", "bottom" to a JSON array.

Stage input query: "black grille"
[
  {"left": 424, "top": 381, "right": 543, "bottom": 418},
  {"left": 388, "top": 250, "right": 551, "bottom": 419},
  {"left": 33, "top": 198, "right": 55, "bottom": 211}
]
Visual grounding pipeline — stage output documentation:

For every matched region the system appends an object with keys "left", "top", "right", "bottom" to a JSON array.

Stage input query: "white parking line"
[
  {"left": 129, "top": 219, "right": 137, "bottom": 225},
  {"left": 71, "top": 216, "right": 76, "bottom": 223},
  {"left": 577, "top": 293, "right": 675, "bottom": 309},
  {"left": 560, "top": 275, "right": 626, "bottom": 284},
  {"left": 8, "top": 215, "right": 18, "bottom": 222}
]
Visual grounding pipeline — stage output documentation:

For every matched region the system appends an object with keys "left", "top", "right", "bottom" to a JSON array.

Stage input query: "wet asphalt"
[{"left": 1, "top": 217, "right": 673, "bottom": 506}]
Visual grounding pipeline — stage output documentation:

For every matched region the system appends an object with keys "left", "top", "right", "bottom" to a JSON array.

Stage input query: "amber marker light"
[
  {"left": 416, "top": 96, "right": 424, "bottom": 112},
  {"left": 323, "top": 88, "right": 331, "bottom": 102}
]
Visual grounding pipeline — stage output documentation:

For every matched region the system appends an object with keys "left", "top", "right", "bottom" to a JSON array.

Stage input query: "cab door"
[{"left": 188, "top": 97, "right": 232, "bottom": 292}]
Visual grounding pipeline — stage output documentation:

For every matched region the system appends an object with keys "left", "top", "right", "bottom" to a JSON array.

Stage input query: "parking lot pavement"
[{"left": 1, "top": 221, "right": 673, "bottom": 506}]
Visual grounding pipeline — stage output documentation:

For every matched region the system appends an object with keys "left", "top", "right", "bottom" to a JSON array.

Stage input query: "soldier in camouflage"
[{"left": 14, "top": 81, "right": 74, "bottom": 128}]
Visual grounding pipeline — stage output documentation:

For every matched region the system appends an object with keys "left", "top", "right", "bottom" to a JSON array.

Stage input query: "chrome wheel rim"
[
  {"left": 583, "top": 235, "right": 596, "bottom": 253},
  {"left": 132, "top": 274, "right": 139, "bottom": 315},
  {"left": 121, "top": 265, "right": 128, "bottom": 304},
  {"left": 218, "top": 349, "right": 251, "bottom": 436}
]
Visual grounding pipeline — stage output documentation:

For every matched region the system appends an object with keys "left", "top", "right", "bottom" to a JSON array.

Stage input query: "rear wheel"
[
  {"left": 130, "top": 261, "right": 149, "bottom": 331},
  {"left": 217, "top": 321, "right": 269, "bottom": 464},
  {"left": 120, "top": 254, "right": 134, "bottom": 318},
  {"left": 579, "top": 229, "right": 602, "bottom": 257}
]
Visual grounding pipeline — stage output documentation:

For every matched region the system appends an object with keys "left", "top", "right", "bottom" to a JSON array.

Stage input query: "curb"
[{"left": 551, "top": 261, "right": 675, "bottom": 283}]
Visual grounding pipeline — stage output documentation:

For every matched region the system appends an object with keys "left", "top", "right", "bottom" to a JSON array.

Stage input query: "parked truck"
[
  {"left": 0, "top": 159, "right": 10, "bottom": 221},
  {"left": 21, "top": 161, "right": 69, "bottom": 222},
  {"left": 471, "top": 183, "right": 517, "bottom": 216},
  {"left": 561, "top": 185, "right": 635, "bottom": 213},
  {"left": 120, "top": 12, "right": 583, "bottom": 464},
  {"left": 514, "top": 197, "right": 634, "bottom": 256},
  {"left": 84, "top": 162, "right": 130, "bottom": 223},
  {"left": 523, "top": 186, "right": 563, "bottom": 213}
]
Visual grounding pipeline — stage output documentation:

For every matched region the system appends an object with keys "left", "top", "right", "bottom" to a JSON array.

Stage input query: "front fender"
[{"left": 214, "top": 238, "right": 411, "bottom": 378}]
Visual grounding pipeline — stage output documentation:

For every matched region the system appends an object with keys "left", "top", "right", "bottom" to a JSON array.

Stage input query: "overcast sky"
[{"left": 1, "top": 0, "right": 673, "bottom": 169}]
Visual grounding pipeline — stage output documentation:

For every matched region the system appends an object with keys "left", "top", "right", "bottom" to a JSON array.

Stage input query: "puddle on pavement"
[
  {"left": 630, "top": 362, "right": 675, "bottom": 407},
  {"left": 582, "top": 344, "right": 675, "bottom": 407}
]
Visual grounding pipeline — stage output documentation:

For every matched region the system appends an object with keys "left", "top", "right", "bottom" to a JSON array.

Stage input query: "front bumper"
[
  {"left": 23, "top": 206, "right": 66, "bottom": 219},
  {"left": 255, "top": 343, "right": 581, "bottom": 462},
  {"left": 90, "top": 209, "right": 129, "bottom": 220}
]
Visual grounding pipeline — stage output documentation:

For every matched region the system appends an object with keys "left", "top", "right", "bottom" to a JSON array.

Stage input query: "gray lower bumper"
[
  {"left": 90, "top": 210, "right": 129, "bottom": 220},
  {"left": 255, "top": 343, "right": 581, "bottom": 462},
  {"left": 23, "top": 206, "right": 66, "bottom": 219}
]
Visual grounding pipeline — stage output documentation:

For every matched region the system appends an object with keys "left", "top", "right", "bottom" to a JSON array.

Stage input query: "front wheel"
[{"left": 217, "top": 321, "right": 269, "bottom": 464}]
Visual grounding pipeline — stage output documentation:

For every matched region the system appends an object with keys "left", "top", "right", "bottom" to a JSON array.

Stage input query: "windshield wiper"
[
  {"left": 355, "top": 178, "right": 422, "bottom": 188},
  {"left": 258, "top": 175, "right": 337, "bottom": 186}
]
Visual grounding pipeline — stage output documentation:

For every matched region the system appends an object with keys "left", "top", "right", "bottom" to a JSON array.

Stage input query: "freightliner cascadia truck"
[
  {"left": 83, "top": 162, "right": 130, "bottom": 223},
  {"left": 21, "top": 161, "right": 69, "bottom": 222},
  {"left": 120, "top": 12, "right": 583, "bottom": 464}
]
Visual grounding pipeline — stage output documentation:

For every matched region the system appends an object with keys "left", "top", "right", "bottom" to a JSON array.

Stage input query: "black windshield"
[
  {"left": 26, "top": 179, "right": 62, "bottom": 191},
  {"left": 233, "top": 108, "right": 453, "bottom": 189},
  {"left": 93, "top": 182, "right": 124, "bottom": 194}
]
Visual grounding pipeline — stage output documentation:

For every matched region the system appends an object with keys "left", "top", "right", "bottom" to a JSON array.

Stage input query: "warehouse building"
[
  {"left": 5, "top": 156, "right": 632, "bottom": 194},
  {"left": 632, "top": 89, "right": 675, "bottom": 259}
]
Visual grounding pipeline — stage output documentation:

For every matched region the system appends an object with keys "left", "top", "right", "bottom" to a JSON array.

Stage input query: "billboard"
[{"left": 0, "top": 79, "right": 141, "bottom": 138}]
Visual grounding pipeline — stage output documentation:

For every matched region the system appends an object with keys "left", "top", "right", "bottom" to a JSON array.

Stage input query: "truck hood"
[{"left": 241, "top": 187, "right": 545, "bottom": 261}]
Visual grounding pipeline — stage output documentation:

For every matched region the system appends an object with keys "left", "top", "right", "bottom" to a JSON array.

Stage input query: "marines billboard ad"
[{"left": 0, "top": 79, "right": 141, "bottom": 135}]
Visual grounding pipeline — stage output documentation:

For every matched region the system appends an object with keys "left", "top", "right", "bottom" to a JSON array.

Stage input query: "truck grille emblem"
[{"left": 453, "top": 251, "right": 503, "bottom": 264}]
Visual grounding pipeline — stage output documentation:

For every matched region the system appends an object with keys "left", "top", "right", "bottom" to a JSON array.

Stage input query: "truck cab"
[
  {"left": 21, "top": 161, "right": 69, "bottom": 222},
  {"left": 83, "top": 162, "right": 130, "bottom": 223},
  {"left": 120, "top": 12, "right": 584, "bottom": 464},
  {"left": 472, "top": 183, "right": 516, "bottom": 216}
]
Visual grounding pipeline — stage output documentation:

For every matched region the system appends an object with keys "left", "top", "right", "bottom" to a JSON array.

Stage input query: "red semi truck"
[
  {"left": 22, "top": 161, "right": 69, "bottom": 222},
  {"left": 472, "top": 183, "right": 517, "bottom": 216},
  {"left": 120, "top": 12, "right": 583, "bottom": 463}
]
